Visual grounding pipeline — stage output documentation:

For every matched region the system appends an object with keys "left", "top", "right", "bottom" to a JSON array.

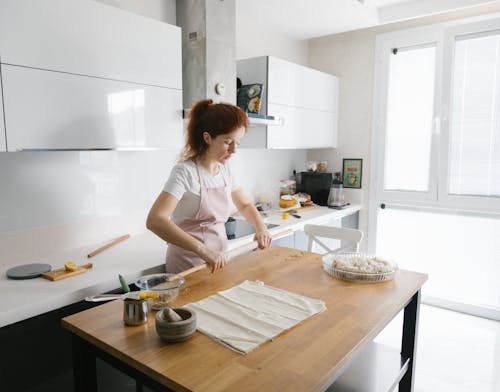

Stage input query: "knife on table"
[{"left": 85, "top": 291, "right": 158, "bottom": 302}]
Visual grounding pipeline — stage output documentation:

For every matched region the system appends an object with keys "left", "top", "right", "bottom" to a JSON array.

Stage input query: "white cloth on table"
[{"left": 183, "top": 280, "right": 326, "bottom": 354}]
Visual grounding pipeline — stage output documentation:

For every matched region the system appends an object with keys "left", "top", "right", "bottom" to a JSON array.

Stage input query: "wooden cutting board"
[
  {"left": 294, "top": 203, "right": 320, "bottom": 212},
  {"left": 41, "top": 263, "right": 93, "bottom": 281},
  {"left": 277, "top": 203, "right": 321, "bottom": 214}
]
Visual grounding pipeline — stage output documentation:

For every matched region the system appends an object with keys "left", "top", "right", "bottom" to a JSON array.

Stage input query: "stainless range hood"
[{"left": 176, "top": 0, "right": 281, "bottom": 127}]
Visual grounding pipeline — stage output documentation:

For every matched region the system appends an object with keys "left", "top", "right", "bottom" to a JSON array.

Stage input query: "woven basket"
[{"left": 322, "top": 252, "right": 397, "bottom": 283}]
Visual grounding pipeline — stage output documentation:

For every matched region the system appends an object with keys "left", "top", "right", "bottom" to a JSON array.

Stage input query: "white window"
[
  {"left": 371, "top": 17, "right": 500, "bottom": 320},
  {"left": 449, "top": 30, "right": 500, "bottom": 198},
  {"left": 384, "top": 44, "right": 436, "bottom": 192}
]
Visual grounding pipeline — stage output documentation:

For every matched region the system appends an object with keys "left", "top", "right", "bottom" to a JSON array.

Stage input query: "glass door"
[{"left": 370, "top": 20, "right": 500, "bottom": 320}]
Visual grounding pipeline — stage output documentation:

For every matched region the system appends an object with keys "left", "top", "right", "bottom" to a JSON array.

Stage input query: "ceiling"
[{"left": 235, "top": 0, "right": 498, "bottom": 40}]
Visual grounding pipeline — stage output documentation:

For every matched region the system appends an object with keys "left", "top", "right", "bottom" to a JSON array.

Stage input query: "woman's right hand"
[{"left": 196, "top": 244, "right": 228, "bottom": 272}]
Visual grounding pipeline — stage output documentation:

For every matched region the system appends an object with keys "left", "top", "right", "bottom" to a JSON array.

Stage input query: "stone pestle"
[{"left": 162, "top": 307, "right": 183, "bottom": 322}]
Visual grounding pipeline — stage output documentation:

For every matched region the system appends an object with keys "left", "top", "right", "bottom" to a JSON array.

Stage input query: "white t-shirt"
[{"left": 163, "top": 160, "right": 240, "bottom": 223}]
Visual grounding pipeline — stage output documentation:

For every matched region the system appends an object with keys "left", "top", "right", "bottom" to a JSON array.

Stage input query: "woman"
[{"left": 146, "top": 99, "right": 272, "bottom": 273}]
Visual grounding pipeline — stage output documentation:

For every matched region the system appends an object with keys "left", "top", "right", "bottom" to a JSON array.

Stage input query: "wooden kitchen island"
[{"left": 62, "top": 246, "right": 427, "bottom": 392}]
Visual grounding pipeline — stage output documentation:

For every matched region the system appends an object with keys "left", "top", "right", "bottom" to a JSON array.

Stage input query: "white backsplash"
[
  {"left": 0, "top": 150, "right": 178, "bottom": 231},
  {"left": 231, "top": 148, "right": 307, "bottom": 203},
  {"left": 0, "top": 148, "right": 306, "bottom": 262}
]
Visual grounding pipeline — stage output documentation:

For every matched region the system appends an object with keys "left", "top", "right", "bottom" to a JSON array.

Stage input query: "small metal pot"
[
  {"left": 225, "top": 217, "right": 237, "bottom": 239},
  {"left": 123, "top": 298, "right": 149, "bottom": 326}
]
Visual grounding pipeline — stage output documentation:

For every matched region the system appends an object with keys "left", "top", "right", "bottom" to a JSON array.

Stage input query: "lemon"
[
  {"left": 139, "top": 291, "right": 159, "bottom": 300},
  {"left": 64, "top": 261, "right": 77, "bottom": 272}
]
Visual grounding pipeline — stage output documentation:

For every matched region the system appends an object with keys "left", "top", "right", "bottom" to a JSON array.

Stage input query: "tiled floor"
[{"left": 374, "top": 304, "right": 500, "bottom": 392}]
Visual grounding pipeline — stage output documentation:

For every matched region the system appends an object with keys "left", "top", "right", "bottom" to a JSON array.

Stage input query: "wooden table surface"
[{"left": 62, "top": 246, "right": 428, "bottom": 392}]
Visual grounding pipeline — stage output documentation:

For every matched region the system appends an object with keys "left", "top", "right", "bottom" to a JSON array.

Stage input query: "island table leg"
[
  {"left": 72, "top": 334, "right": 97, "bottom": 392},
  {"left": 400, "top": 290, "right": 421, "bottom": 392}
]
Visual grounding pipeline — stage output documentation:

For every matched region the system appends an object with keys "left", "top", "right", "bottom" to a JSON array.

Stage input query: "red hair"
[{"left": 181, "top": 99, "right": 249, "bottom": 161}]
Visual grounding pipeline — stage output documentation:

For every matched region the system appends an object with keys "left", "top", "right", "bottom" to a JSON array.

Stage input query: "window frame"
[
  {"left": 373, "top": 17, "right": 500, "bottom": 213},
  {"left": 438, "top": 18, "right": 500, "bottom": 212},
  {"left": 373, "top": 28, "right": 443, "bottom": 207}
]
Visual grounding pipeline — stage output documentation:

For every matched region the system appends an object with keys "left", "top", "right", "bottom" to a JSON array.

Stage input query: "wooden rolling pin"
[
  {"left": 169, "top": 229, "right": 294, "bottom": 280},
  {"left": 87, "top": 234, "right": 130, "bottom": 258}
]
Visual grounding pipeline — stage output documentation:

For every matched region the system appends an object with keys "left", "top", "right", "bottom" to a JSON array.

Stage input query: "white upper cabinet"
[
  {"left": 237, "top": 56, "right": 338, "bottom": 149},
  {"left": 0, "top": 0, "right": 182, "bottom": 151},
  {"left": 266, "top": 104, "right": 337, "bottom": 149},
  {"left": 294, "top": 64, "right": 338, "bottom": 113},
  {"left": 0, "top": 0, "right": 181, "bottom": 88},
  {"left": 2, "top": 65, "right": 182, "bottom": 150},
  {"left": 267, "top": 57, "right": 295, "bottom": 107},
  {"left": 267, "top": 103, "right": 296, "bottom": 147}
]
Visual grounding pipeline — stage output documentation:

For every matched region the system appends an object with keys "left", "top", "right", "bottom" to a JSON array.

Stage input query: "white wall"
[
  {"left": 236, "top": 8, "right": 309, "bottom": 66},
  {"left": 0, "top": 0, "right": 308, "bottom": 261},
  {"left": 95, "top": 0, "right": 176, "bottom": 24},
  {"left": 307, "top": 2, "right": 500, "bottom": 243}
]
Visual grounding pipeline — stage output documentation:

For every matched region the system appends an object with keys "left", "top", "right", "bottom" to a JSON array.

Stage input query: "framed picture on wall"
[{"left": 342, "top": 159, "right": 363, "bottom": 188}]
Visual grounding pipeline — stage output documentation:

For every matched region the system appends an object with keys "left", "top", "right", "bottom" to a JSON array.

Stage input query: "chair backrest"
[{"left": 303, "top": 224, "right": 363, "bottom": 254}]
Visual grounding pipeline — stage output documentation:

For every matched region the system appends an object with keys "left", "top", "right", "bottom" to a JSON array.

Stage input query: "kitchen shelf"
[
  {"left": 327, "top": 342, "right": 410, "bottom": 392},
  {"left": 247, "top": 113, "right": 283, "bottom": 126}
]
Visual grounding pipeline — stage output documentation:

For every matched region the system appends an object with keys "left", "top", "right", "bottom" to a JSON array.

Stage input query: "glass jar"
[
  {"left": 317, "top": 161, "right": 328, "bottom": 173},
  {"left": 280, "top": 179, "right": 296, "bottom": 196},
  {"left": 306, "top": 161, "right": 318, "bottom": 172}
]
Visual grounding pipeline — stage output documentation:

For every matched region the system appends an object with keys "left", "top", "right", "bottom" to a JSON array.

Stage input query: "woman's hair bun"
[{"left": 190, "top": 99, "right": 213, "bottom": 117}]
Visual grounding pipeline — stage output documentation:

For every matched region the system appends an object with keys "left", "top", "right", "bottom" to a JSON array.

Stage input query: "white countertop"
[{"left": 1, "top": 205, "right": 360, "bottom": 328}]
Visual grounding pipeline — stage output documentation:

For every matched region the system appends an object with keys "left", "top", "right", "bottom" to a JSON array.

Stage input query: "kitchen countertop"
[{"left": 0, "top": 204, "right": 360, "bottom": 328}]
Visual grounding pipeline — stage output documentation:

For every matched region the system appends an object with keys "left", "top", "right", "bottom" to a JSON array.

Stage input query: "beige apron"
[{"left": 165, "top": 163, "right": 233, "bottom": 273}]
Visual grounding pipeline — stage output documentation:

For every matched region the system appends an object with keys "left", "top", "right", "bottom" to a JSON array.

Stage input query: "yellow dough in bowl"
[{"left": 279, "top": 195, "right": 297, "bottom": 209}]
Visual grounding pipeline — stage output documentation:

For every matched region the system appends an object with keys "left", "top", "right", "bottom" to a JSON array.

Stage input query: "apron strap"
[{"left": 195, "top": 160, "right": 229, "bottom": 189}]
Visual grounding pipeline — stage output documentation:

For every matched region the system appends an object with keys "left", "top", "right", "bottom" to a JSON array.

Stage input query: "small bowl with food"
[
  {"left": 279, "top": 195, "right": 300, "bottom": 210},
  {"left": 135, "top": 273, "right": 185, "bottom": 310}
]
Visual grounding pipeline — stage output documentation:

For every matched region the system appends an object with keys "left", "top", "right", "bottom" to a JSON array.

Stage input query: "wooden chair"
[{"left": 303, "top": 224, "right": 363, "bottom": 254}]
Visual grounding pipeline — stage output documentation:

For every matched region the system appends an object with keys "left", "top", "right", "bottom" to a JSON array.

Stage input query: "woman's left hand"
[{"left": 254, "top": 229, "right": 272, "bottom": 249}]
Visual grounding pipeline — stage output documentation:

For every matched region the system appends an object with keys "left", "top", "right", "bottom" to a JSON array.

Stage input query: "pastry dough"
[{"left": 295, "top": 192, "right": 312, "bottom": 206}]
